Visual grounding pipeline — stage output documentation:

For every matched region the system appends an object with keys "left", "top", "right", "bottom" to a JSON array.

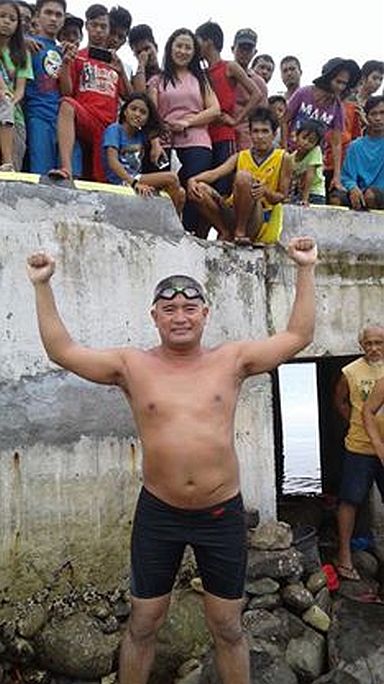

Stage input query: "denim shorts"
[
  {"left": 130, "top": 487, "right": 247, "bottom": 599},
  {"left": 339, "top": 449, "right": 384, "bottom": 505}
]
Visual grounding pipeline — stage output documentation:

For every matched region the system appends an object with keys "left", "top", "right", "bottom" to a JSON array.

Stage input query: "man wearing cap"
[
  {"left": 231, "top": 28, "right": 268, "bottom": 150},
  {"left": 26, "top": 237, "right": 317, "bottom": 684}
]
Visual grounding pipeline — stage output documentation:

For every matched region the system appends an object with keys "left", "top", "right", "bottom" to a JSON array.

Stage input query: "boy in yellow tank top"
[
  {"left": 188, "top": 107, "right": 292, "bottom": 244},
  {"left": 334, "top": 325, "right": 384, "bottom": 581}
]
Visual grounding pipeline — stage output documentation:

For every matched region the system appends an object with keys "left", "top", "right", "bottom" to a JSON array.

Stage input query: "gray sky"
[{"left": 73, "top": 0, "right": 384, "bottom": 93}]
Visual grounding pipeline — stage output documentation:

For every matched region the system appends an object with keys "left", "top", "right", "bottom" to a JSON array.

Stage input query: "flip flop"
[
  {"left": 349, "top": 592, "right": 384, "bottom": 605},
  {"left": 234, "top": 236, "right": 253, "bottom": 247},
  {"left": 336, "top": 564, "right": 361, "bottom": 581},
  {"left": 47, "top": 168, "right": 72, "bottom": 181}
]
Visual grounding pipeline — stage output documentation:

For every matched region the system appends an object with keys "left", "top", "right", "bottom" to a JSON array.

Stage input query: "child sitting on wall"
[
  {"left": 289, "top": 119, "right": 326, "bottom": 205},
  {"left": 102, "top": 92, "right": 185, "bottom": 215}
]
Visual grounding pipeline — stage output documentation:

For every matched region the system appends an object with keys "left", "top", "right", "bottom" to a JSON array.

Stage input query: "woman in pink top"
[{"left": 148, "top": 28, "right": 219, "bottom": 235}]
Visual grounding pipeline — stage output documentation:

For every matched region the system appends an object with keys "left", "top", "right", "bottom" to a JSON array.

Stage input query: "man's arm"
[
  {"left": 187, "top": 153, "right": 238, "bottom": 199},
  {"left": 226, "top": 61, "right": 258, "bottom": 125},
  {"left": 363, "top": 379, "right": 384, "bottom": 462},
  {"left": 235, "top": 237, "right": 317, "bottom": 376},
  {"left": 264, "top": 152, "right": 293, "bottom": 204},
  {"left": 333, "top": 374, "right": 351, "bottom": 423},
  {"left": 27, "top": 252, "right": 127, "bottom": 385}
]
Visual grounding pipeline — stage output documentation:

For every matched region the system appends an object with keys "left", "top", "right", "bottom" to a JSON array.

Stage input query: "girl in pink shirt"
[{"left": 148, "top": 28, "right": 219, "bottom": 235}]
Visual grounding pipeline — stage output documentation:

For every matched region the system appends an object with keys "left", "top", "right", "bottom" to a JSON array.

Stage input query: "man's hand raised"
[
  {"left": 287, "top": 236, "right": 317, "bottom": 267},
  {"left": 27, "top": 252, "right": 56, "bottom": 284}
]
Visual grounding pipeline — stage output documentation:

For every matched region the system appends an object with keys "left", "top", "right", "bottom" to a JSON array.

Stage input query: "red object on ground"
[{"left": 322, "top": 563, "right": 340, "bottom": 592}]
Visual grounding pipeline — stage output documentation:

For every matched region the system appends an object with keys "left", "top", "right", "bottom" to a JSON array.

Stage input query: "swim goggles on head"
[{"left": 152, "top": 285, "right": 205, "bottom": 304}]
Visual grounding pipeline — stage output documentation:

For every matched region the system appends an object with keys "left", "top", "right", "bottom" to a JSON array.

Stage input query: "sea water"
[{"left": 279, "top": 363, "right": 321, "bottom": 494}]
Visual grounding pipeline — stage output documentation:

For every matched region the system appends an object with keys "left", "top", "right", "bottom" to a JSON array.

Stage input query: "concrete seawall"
[{"left": 1, "top": 180, "right": 384, "bottom": 597}]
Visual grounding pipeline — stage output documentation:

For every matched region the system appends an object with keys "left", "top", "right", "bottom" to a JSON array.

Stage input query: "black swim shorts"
[{"left": 130, "top": 487, "right": 247, "bottom": 600}]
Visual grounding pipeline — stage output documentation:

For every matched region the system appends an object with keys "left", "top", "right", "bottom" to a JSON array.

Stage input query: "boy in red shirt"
[
  {"left": 195, "top": 21, "right": 258, "bottom": 195},
  {"left": 50, "top": 3, "right": 131, "bottom": 182}
]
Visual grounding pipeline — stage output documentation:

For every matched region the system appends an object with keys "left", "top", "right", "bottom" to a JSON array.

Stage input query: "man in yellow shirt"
[
  {"left": 188, "top": 107, "right": 292, "bottom": 245},
  {"left": 334, "top": 325, "right": 384, "bottom": 580}
]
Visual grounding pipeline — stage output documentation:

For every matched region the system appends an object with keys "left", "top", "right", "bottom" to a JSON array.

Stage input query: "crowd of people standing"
[{"left": 0, "top": 1, "right": 383, "bottom": 241}]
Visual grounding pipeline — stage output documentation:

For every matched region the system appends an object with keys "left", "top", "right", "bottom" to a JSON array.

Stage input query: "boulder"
[
  {"left": 306, "top": 571, "right": 327, "bottom": 595},
  {"left": 247, "top": 548, "right": 304, "bottom": 582},
  {"left": 281, "top": 583, "right": 314, "bottom": 613},
  {"left": 327, "top": 597, "right": 384, "bottom": 682},
  {"left": 351, "top": 551, "right": 379, "bottom": 579},
  {"left": 248, "top": 594, "right": 281, "bottom": 611},
  {"left": 248, "top": 521, "right": 293, "bottom": 550},
  {"left": 286, "top": 628, "right": 326, "bottom": 680},
  {"left": 17, "top": 605, "right": 47, "bottom": 639},
  {"left": 302, "top": 605, "right": 331, "bottom": 633},
  {"left": 34, "top": 613, "right": 119, "bottom": 678},
  {"left": 245, "top": 578, "right": 280, "bottom": 596},
  {"left": 149, "top": 591, "right": 211, "bottom": 683},
  {"left": 199, "top": 647, "right": 298, "bottom": 683}
]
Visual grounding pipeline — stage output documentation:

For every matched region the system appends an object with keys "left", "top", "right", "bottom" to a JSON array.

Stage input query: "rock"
[
  {"left": 306, "top": 571, "right": 327, "bottom": 595},
  {"left": 337, "top": 576, "right": 380, "bottom": 600},
  {"left": 34, "top": 613, "right": 119, "bottom": 678},
  {"left": 99, "top": 616, "right": 119, "bottom": 634},
  {"left": 7, "top": 636, "right": 35, "bottom": 664},
  {"left": 281, "top": 583, "right": 314, "bottom": 613},
  {"left": 302, "top": 605, "right": 331, "bottom": 632},
  {"left": 286, "top": 628, "right": 326, "bottom": 680},
  {"left": 89, "top": 602, "right": 111, "bottom": 621},
  {"left": 248, "top": 521, "right": 293, "bottom": 550},
  {"left": 314, "top": 587, "right": 332, "bottom": 617},
  {"left": 176, "top": 667, "right": 202, "bottom": 684},
  {"left": 272, "top": 608, "right": 306, "bottom": 640},
  {"left": 199, "top": 647, "right": 298, "bottom": 683},
  {"left": 113, "top": 599, "right": 130, "bottom": 622},
  {"left": 247, "top": 547, "right": 304, "bottom": 582},
  {"left": 151, "top": 591, "right": 211, "bottom": 682},
  {"left": 352, "top": 550, "right": 379, "bottom": 579},
  {"left": 328, "top": 597, "right": 384, "bottom": 679},
  {"left": 245, "top": 578, "right": 280, "bottom": 596},
  {"left": 101, "top": 674, "right": 117, "bottom": 684},
  {"left": 250, "top": 638, "right": 283, "bottom": 659},
  {"left": 242, "top": 609, "right": 283, "bottom": 643},
  {"left": 52, "top": 678, "right": 101, "bottom": 684},
  {"left": 177, "top": 659, "right": 201, "bottom": 678},
  {"left": 190, "top": 578, "right": 204, "bottom": 594},
  {"left": 17, "top": 605, "right": 47, "bottom": 639},
  {"left": 312, "top": 671, "right": 360, "bottom": 683},
  {"left": 248, "top": 594, "right": 281, "bottom": 611}
]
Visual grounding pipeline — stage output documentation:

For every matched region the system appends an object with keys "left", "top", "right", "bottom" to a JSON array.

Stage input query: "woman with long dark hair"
[
  {"left": 148, "top": 27, "right": 220, "bottom": 235},
  {"left": 0, "top": 0, "right": 32, "bottom": 170}
]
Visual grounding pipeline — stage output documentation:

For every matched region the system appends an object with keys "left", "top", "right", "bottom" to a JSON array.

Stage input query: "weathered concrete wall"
[{"left": 1, "top": 181, "right": 384, "bottom": 598}]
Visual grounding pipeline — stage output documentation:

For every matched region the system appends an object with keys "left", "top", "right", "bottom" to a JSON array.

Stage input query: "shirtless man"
[{"left": 27, "top": 237, "right": 317, "bottom": 684}]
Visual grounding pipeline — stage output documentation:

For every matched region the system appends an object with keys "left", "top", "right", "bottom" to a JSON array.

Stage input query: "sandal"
[
  {"left": 336, "top": 564, "right": 361, "bottom": 581},
  {"left": 234, "top": 236, "right": 253, "bottom": 247},
  {"left": 47, "top": 168, "right": 72, "bottom": 181}
]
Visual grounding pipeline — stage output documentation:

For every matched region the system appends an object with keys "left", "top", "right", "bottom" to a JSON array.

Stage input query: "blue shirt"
[
  {"left": 102, "top": 123, "right": 146, "bottom": 184},
  {"left": 25, "top": 36, "right": 63, "bottom": 122},
  {"left": 341, "top": 135, "right": 384, "bottom": 191}
]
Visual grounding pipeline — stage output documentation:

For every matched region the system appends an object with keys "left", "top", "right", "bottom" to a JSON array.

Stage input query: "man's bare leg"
[
  {"left": 204, "top": 593, "right": 250, "bottom": 684},
  {"left": 233, "top": 170, "right": 263, "bottom": 241},
  {"left": 188, "top": 183, "right": 232, "bottom": 240},
  {"left": 337, "top": 501, "right": 357, "bottom": 571},
  {"left": 119, "top": 594, "right": 171, "bottom": 684},
  {"left": 56, "top": 100, "right": 76, "bottom": 176}
]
